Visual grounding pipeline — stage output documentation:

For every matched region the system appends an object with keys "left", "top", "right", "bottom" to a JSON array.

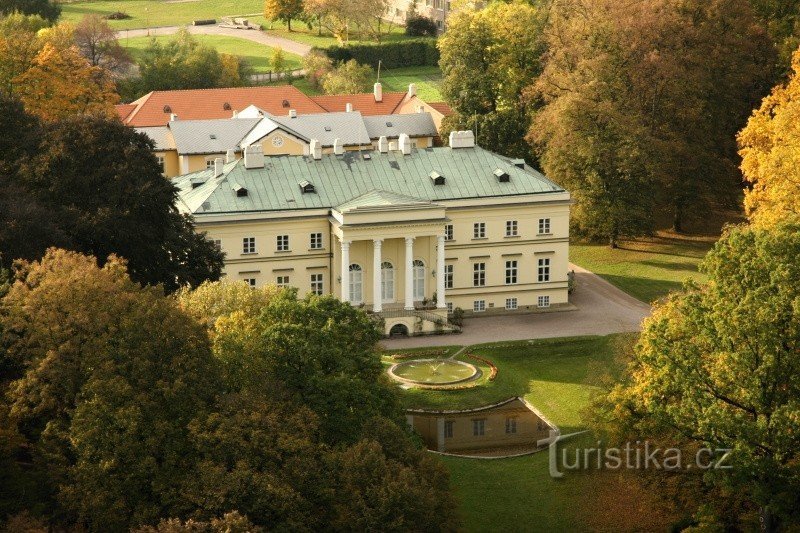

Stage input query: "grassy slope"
[
  {"left": 570, "top": 231, "right": 716, "bottom": 304},
  {"left": 120, "top": 34, "right": 302, "bottom": 72},
  {"left": 380, "top": 65, "right": 443, "bottom": 101},
  {"left": 396, "top": 335, "right": 682, "bottom": 532}
]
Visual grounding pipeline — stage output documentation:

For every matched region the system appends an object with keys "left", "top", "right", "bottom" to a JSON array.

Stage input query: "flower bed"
[{"left": 463, "top": 353, "right": 498, "bottom": 381}]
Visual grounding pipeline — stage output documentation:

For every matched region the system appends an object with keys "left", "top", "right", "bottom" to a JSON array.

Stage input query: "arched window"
[
  {"left": 381, "top": 262, "right": 394, "bottom": 302},
  {"left": 349, "top": 264, "right": 363, "bottom": 303},
  {"left": 413, "top": 260, "right": 425, "bottom": 301}
]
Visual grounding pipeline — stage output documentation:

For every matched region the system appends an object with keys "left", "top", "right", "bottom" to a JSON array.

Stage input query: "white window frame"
[
  {"left": 412, "top": 260, "right": 425, "bottom": 301},
  {"left": 473, "top": 300, "right": 486, "bottom": 312},
  {"left": 205, "top": 158, "right": 215, "bottom": 169},
  {"left": 505, "top": 260, "right": 518, "bottom": 285},
  {"left": 276, "top": 234, "right": 289, "bottom": 252},
  {"left": 310, "top": 232, "right": 323, "bottom": 250},
  {"left": 349, "top": 264, "right": 363, "bottom": 303},
  {"left": 310, "top": 273, "right": 323, "bottom": 295},
  {"left": 243, "top": 278, "right": 256, "bottom": 288},
  {"left": 472, "top": 419, "right": 485, "bottom": 436},
  {"left": 446, "top": 302, "right": 454, "bottom": 313},
  {"left": 444, "top": 420, "right": 454, "bottom": 438},
  {"left": 538, "top": 218, "right": 551, "bottom": 235},
  {"left": 444, "top": 264, "right": 454, "bottom": 289},
  {"left": 473, "top": 222, "right": 486, "bottom": 239},
  {"left": 537, "top": 257, "right": 551, "bottom": 283},
  {"left": 538, "top": 295, "right": 550, "bottom": 308},
  {"left": 505, "top": 220, "right": 518, "bottom": 237},
  {"left": 505, "top": 417, "right": 517, "bottom": 434},
  {"left": 381, "top": 261, "right": 395, "bottom": 302},
  {"left": 505, "top": 297, "right": 518, "bottom": 310},
  {"left": 276, "top": 275, "right": 290, "bottom": 287},
  {"left": 473, "top": 262, "right": 485, "bottom": 287},
  {"left": 445, "top": 224, "right": 454, "bottom": 241},
  {"left": 242, "top": 237, "right": 256, "bottom": 254}
]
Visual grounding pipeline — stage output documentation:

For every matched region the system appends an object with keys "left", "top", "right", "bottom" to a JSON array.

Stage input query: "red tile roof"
[
  {"left": 427, "top": 101, "right": 454, "bottom": 116},
  {"left": 310, "top": 92, "right": 407, "bottom": 116},
  {"left": 118, "top": 86, "right": 325, "bottom": 127},
  {"left": 115, "top": 104, "right": 137, "bottom": 122}
]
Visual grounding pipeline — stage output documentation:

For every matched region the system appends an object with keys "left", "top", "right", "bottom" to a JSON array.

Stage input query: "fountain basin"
[{"left": 388, "top": 358, "right": 480, "bottom": 386}]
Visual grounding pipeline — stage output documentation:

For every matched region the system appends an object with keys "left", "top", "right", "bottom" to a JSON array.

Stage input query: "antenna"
[{"left": 377, "top": 60, "right": 382, "bottom": 82}]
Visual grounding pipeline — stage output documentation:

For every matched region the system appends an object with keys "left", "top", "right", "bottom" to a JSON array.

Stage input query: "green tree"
[
  {"left": 6, "top": 113, "right": 223, "bottom": 291},
  {"left": 271, "top": 46, "right": 286, "bottom": 73},
  {"left": 264, "top": 0, "right": 305, "bottom": 31},
  {"left": 0, "top": 249, "right": 221, "bottom": 531},
  {"left": 0, "top": 0, "right": 60, "bottom": 22},
  {"left": 322, "top": 59, "right": 373, "bottom": 95},
  {"left": 0, "top": 12, "right": 50, "bottom": 93},
  {"left": 439, "top": 2, "right": 547, "bottom": 162},
  {"left": 595, "top": 223, "right": 800, "bottom": 530},
  {"left": 301, "top": 49, "right": 333, "bottom": 89}
]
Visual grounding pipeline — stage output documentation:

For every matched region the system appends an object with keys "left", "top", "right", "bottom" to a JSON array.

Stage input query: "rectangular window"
[
  {"left": 473, "top": 300, "right": 486, "bottom": 312},
  {"left": 473, "top": 222, "right": 486, "bottom": 239},
  {"left": 445, "top": 264, "right": 454, "bottom": 289},
  {"left": 537, "top": 258, "right": 550, "bottom": 282},
  {"left": 506, "top": 297, "right": 518, "bottom": 310},
  {"left": 538, "top": 218, "right": 551, "bottom": 235},
  {"left": 157, "top": 155, "right": 166, "bottom": 175},
  {"left": 446, "top": 302, "right": 454, "bottom": 313},
  {"left": 242, "top": 237, "right": 256, "bottom": 254},
  {"left": 472, "top": 419, "right": 485, "bottom": 436},
  {"left": 212, "top": 239, "right": 222, "bottom": 250},
  {"left": 276, "top": 276, "right": 290, "bottom": 287},
  {"left": 310, "top": 274, "right": 324, "bottom": 295},
  {"left": 445, "top": 224, "right": 454, "bottom": 241},
  {"left": 205, "top": 159, "right": 215, "bottom": 169},
  {"left": 505, "top": 417, "right": 517, "bottom": 434},
  {"left": 243, "top": 278, "right": 256, "bottom": 288},
  {"left": 505, "top": 220, "right": 518, "bottom": 237},
  {"left": 538, "top": 295, "right": 550, "bottom": 308},
  {"left": 473, "top": 262, "right": 485, "bottom": 287},
  {"left": 444, "top": 420, "right": 454, "bottom": 438},
  {"left": 310, "top": 232, "right": 323, "bottom": 250},
  {"left": 505, "top": 260, "right": 518, "bottom": 285},
  {"left": 276, "top": 235, "right": 289, "bottom": 252}
]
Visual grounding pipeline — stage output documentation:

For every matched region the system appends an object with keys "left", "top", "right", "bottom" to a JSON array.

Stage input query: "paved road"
[
  {"left": 381, "top": 263, "right": 652, "bottom": 349},
  {"left": 116, "top": 25, "right": 313, "bottom": 56}
]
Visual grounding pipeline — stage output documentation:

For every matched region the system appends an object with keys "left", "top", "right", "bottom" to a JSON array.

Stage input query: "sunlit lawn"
[
  {"left": 570, "top": 231, "right": 716, "bottom": 304},
  {"left": 120, "top": 34, "right": 302, "bottom": 72},
  {"left": 380, "top": 65, "right": 443, "bottom": 101},
  {"left": 263, "top": 19, "right": 413, "bottom": 49}
]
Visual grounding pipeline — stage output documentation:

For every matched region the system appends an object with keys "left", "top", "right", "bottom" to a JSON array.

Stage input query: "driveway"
[
  {"left": 381, "top": 263, "right": 652, "bottom": 349},
  {"left": 116, "top": 25, "right": 313, "bottom": 56}
]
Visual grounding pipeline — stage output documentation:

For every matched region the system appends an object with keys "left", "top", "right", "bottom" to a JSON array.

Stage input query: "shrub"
[
  {"left": 322, "top": 59, "right": 373, "bottom": 94},
  {"left": 302, "top": 50, "right": 333, "bottom": 90},
  {"left": 405, "top": 15, "right": 438, "bottom": 37},
  {"left": 316, "top": 38, "right": 438, "bottom": 69}
]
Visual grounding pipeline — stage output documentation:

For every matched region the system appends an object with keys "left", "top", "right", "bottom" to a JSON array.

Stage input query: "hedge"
[{"left": 316, "top": 38, "right": 439, "bottom": 69}]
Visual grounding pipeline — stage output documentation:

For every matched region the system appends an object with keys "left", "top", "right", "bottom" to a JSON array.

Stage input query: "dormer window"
[
  {"left": 163, "top": 105, "right": 171, "bottom": 113},
  {"left": 494, "top": 168, "right": 510, "bottom": 182},
  {"left": 233, "top": 184, "right": 248, "bottom": 197},
  {"left": 429, "top": 171, "right": 445, "bottom": 185},
  {"left": 223, "top": 102, "right": 231, "bottom": 110},
  {"left": 282, "top": 99, "right": 290, "bottom": 108},
  {"left": 299, "top": 180, "right": 316, "bottom": 194}
]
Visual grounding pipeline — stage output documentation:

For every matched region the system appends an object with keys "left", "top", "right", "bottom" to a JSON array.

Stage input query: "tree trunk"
[
  {"left": 287, "top": 18, "right": 291, "bottom": 31},
  {"left": 672, "top": 204, "right": 684, "bottom": 233},
  {"left": 760, "top": 506, "right": 777, "bottom": 533}
]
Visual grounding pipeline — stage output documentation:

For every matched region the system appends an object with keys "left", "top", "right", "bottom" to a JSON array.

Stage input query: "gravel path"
[
  {"left": 381, "top": 263, "right": 652, "bottom": 349},
  {"left": 116, "top": 25, "right": 313, "bottom": 57}
]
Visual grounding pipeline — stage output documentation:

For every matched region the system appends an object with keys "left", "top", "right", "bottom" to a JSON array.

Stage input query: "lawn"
[
  {"left": 380, "top": 65, "right": 443, "bottom": 101},
  {"left": 570, "top": 231, "right": 716, "bottom": 304},
  {"left": 60, "top": 0, "right": 263, "bottom": 30},
  {"left": 393, "top": 335, "right": 685, "bottom": 532},
  {"left": 263, "top": 19, "right": 413, "bottom": 49},
  {"left": 120, "top": 34, "right": 302, "bottom": 73}
]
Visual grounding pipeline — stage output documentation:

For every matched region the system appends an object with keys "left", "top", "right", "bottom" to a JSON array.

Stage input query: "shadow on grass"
[
  {"left": 638, "top": 259, "right": 702, "bottom": 272},
  {"left": 597, "top": 274, "right": 685, "bottom": 304}
]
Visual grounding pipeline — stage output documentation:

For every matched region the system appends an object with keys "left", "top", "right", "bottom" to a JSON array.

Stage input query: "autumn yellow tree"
[
  {"left": 738, "top": 49, "right": 800, "bottom": 226},
  {"left": 13, "top": 43, "right": 118, "bottom": 121}
]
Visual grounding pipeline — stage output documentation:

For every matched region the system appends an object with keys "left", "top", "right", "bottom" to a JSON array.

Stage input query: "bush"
[
  {"left": 317, "top": 38, "right": 439, "bottom": 69},
  {"left": 405, "top": 15, "right": 438, "bottom": 37},
  {"left": 302, "top": 50, "right": 333, "bottom": 90},
  {"left": 322, "top": 59, "right": 373, "bottom": 94},
  {"left": 105, "top": 11, "right": 130, "bottom": 20}
]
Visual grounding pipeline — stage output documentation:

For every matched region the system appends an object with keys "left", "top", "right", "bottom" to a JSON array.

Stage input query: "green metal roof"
[{"left": 173, "top": 146, "right": 565, "bottom": 215}]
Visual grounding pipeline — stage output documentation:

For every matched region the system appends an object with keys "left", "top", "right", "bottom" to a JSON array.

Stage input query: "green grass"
[
  {"left": 395, "top": 335, "right": 683, "bottom": 532},
  {"left": 60, "top": 0, "right": 264, "bottom": 30},
  {"left": 119, "top": 34, "right": 302, "bottom": 73},
  {"left": 263, "top": 19, "right": 412, "bottom": 49},
  {"left": 570, "top": 231, "right": 716, "bottom": 304},
  {"left": 380, "top": 65, "right": 443, "bottom": 101}
]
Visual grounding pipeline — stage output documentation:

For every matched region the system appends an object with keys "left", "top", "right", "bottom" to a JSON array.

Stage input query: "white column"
[
  {"left": 436, "top": 234, "right": 446, "bottom": 309},
  {"left": 341, "top": 239, "right": 351, "bottom": 304},
  {"left": 373, "top": 239, "right": 383, "bottom": 313},
  {"left": 404, "top": 237, "right": 414, "bottom": 310}
]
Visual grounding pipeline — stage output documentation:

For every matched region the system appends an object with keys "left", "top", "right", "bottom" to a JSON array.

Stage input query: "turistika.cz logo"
[{"left": 540, "top": 431, "right": 733, "bottom": 479}]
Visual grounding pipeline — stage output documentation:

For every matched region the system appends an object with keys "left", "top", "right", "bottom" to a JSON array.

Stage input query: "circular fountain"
[{"left": 388, "top": 358, "right": 480, "bottom": 387}]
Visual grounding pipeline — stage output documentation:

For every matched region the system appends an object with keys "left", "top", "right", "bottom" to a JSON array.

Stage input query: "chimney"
[
  {"left": 310, "top": 138, "right": 322, "bottom": 160},
  {"left": 232, "top": 110, "right": 238, "bottom": 118},
  {"left": 345, "top": 102, "right": 353, "bottom": 112},
  {"left": 289, "top": 109, "right": 297, "bottom": 118},
  {"left": 378, "top": 136, "right": 389, "bottom": 153},
  {"left": 213, "top": 157, "right": 224, "bottom": 177},
  {"left": 373, "top": 82, "right": 383, "bottom": 103},
  {"left": 417, "top": 105, "right": 425, "bottom": 113},
  {"left": 226, "top": 149, "right": 236, "bottom": 163},
  {"left": 333, "top": 138, "right": 344, "bottom": 155},
  {"left": 170, "top": 113, "right": 178, "bottom": 122},
  {"left": 398, "top": 133, "right": 412, "bottom": 155},
  {"left": 408, "top": 83, "right": 417, "bottom": 99},
  {"left": 449, "top": 130, "right": 476, "bottom": 149},
  {"left": 244, "top": 144, "right": 265, "bottom": 169}
]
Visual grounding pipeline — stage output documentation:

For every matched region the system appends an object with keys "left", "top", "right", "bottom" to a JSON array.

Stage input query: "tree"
[
  {"left": 0, "top": 12, "right": 50, "bottom": 93},
  {"left": 0, "top": 0, "right": 60, "bottom": 22},
  {"left": 264, "top": 0, "right": 305, "bottom": 31},
  {"left": 6, "top": 113, "right": 223, "bottom": 291},
  {"left": 748, "top": 0, "right": 800, "bottom": 74},
  {"left": 304, "top": 0, "right": 389, "bottom": 43},
  {"left": 595, "top": 223, "right": 800, "bottom": 530},
  {"left": 405, "top": 14, "right": 437, "bottom": 37},
  {"left": 439, "top": 2, "right": 547, "bottom": 163},
  {"left": 0, "top": 249, "right": 221, "bottom": 531},
  {"left": 321, "top": 59, "right": 373, "bottom": 95},
  {"left": 271, "top": 46, "right": 286, "bottom": 73},
  {"left": 738, "top": 49, "right": 800, "bottom": 226},
  {"left": 73, "top": 15, "right": 132, "bottom": 75},
  {"left": 301, "top": 49, "right": 333, "bottom": 89},
  {"left": 13, "top": 43, "right": 118, "bottom": 121}
]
